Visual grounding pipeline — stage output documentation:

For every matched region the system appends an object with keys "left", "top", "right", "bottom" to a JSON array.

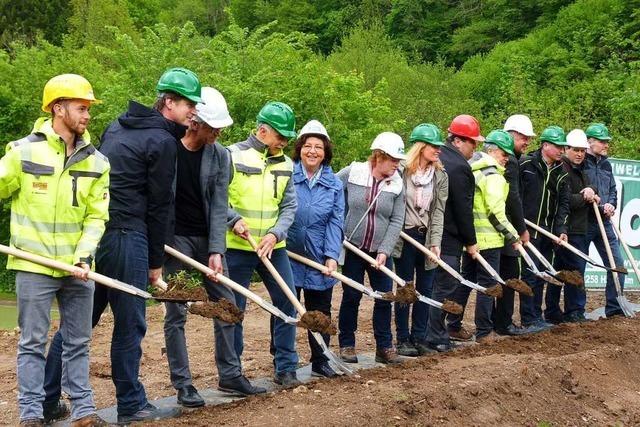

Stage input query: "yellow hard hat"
[{"left": 41, "top": 74, "right": 100, "bottom": 112}]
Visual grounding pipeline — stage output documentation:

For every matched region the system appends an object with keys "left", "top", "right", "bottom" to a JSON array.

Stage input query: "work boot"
[
  {"left": 476, "top": 331, "right": 500, "bottom": 343},
  {"left": 176, "top": 385, "right": 205, "bottom": 407},
  {"left": 43, "top": 400, "right": 70, "bottom": 423},
  {"left": 339, "top": 347, "right": 358, "bottom": 363},
  {"left": 274, "top": 371, "right": 302, "bottom": 388},
  {"left": 218, "top": 375, "right": 267, "bottom": 396},
  {"left": 19, "top": 419, "right": 44, "bottom": 427},
  {"left": 396, "top": 341, "right": 419, "bottom": 357},
  {"left": 311, "top": 362, "right": 338, "bottom": 378},
  {"left": 448, "top": 326, "right": 474, "bottom": 342},
  {"left": 564, "top": 312, "right": 588, "bottom": 323},
  {"left": 116, "top": 403, "right": 181, "bottom": 425},
  {"left": 375, "top": 347, "right": 404, "bottom": 364},
  {"left": 495, "top": 324, "right": 525, "bottom": 336},
  {"left": 70, "top": 414, "right": 110, "bottom": 427},
  {"left": 413, "top": 340, "right": 437, "bottom": 356}
]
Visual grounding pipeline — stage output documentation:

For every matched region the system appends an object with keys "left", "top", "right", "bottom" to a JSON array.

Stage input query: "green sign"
[{"left": 585, "top": 158, "right": 640, "bottom": 288}]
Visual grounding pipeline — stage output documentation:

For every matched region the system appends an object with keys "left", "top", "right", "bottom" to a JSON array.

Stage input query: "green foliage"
[
  {"left": 67, "top": 0, "right": 139, "bottom": 46},
  {"left": 0, "top": 0, "right": 71, "bottom": 48}
]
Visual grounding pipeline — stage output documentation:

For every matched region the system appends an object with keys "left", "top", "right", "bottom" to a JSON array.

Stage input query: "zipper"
[{"left": 533, "top": 163, "right": 550, "bottom": 239}]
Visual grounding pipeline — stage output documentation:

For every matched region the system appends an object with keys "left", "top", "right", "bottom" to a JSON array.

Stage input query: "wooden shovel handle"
[
  {"left": 400, "top": 232, "right": 459, "bottom": 280},
  {"left": 472, "top": 251, "right": 504, "bottom": 284},
  {"left": 592, "top": 202, "right": 624, "bottom": 293},
  {"left": 343, "top": 240, "right": 406, "bottom": 286}
]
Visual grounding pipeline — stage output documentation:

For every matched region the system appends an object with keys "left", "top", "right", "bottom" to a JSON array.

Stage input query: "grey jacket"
[
  {"left": 226, "top": 135, "right": 297, "bottom": 242},
  {"left": 337, "top": 162, "right": 405, "bottom": 257}
]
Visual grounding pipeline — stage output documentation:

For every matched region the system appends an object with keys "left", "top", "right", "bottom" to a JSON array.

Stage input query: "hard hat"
[
  {"left": 298, "top": 119, "right": 330, "bottom": 141},
  {"left": 156, "top": 67, "right": 202, "bottom": 103},
  {"left": 566, "top": 129, "right": 589, "bottom": 149},
  {"left": 540, "top": 126, "right": 568, "bottom": 146},
  {"left": 503, "top": 114, "right": 536, "bottom": 137},
  {"left": 195, "top": 87, "right": 233, "bottom": 129},
  {"left": 256, "top": 101, "right": 297, "bottom": 139},
  {"left": 41, "top": 74, "right": 100, "bottom": 113},
  {"left": 485, "top": 129, "right": 515, "bottom": 155},
  {"left": 585, "top": 123, "right": 611, "bottom": 141},
  {"left": 448, "top": 114, "right": 485, "bottom": 141},
  {"left": 370, "top": 132, "right": 406, "bottom": 160},
  {"left": 409, "top": 123, "right": 444, "bottom": 146}
]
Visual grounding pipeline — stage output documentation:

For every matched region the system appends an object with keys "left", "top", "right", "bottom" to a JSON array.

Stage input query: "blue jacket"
[
  {"left": 584, "top": 153, "right": 617, "bottom": 209},
  {"left": 287, "top": 162, "right": 345, "bottom": 290}
]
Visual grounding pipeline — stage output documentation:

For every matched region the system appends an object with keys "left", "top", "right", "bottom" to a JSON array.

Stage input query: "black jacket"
[
  {"left": 99, "top": 101, "right": 186, "bottom": 268},
  {"left": 440, "top": 142, "right": 476, "bottom": 256},
  {"left": 519, "top": 149, "right": 570, "bottom": 237},
  {"left": 561, "top": 156, "right": 595, "bottom": 235},
  {"left": 502, "top": 153, "right": 526, "bottom": 256},
  {"left": 584, "top": 153, "right": 617, "bottom": 219}
]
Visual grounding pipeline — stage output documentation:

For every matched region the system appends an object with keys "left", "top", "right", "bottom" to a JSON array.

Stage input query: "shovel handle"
[
  {"left": 0, "top": 243, "right": 151, "bottom": 299},
  {"left": 612, "top": 222, "right": 640, "bottom": 284},
  {"left": 524, "top": 241, "right": 556, "bottom": 273},
  {"left": 524, "top": 219, "right": 595, "bottom": 263},
  {"left": 472, "top": 251, "right": 505, "bottom": 284},
  {"left": 592, "top": 203, "right": 624, "bottom": 295},
  {"left": 515, "top": 243, "right": 539, "bottom": 273},
  {"left": 343, "top": 240, "right": 406, "bottom": 286}
]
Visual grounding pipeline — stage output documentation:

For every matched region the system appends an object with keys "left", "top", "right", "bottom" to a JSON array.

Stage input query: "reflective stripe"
[
  {"left": 11, "top": 235, "right": 76, "bottom": 256},
  {"left": 234, "top": 207, "right": 278, "bottom": 219},
  {"left": 11, "top": 212, "right": 82, "bottom": 233}
]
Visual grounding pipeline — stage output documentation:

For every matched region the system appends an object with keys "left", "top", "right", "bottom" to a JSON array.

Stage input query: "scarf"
[{"left": 411, "top": 166, "right": 435, "bottom": 214}]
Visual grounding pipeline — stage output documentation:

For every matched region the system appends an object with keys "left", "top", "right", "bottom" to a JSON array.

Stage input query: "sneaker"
[
  {"left": 311, "top": 362, "right": 338, "bottom": 378},
  {"left": 375, "top": 347, "right": 404, "bottom": 364},
  {"left": 43, "top": 400, "right": 70, "bottom": 423},
  {"left": 19, "top": 419, "right": 44, "bottom": 427},
  {"left": 218, "top": 375, "right": 267, "bottom": 396},
  {"left": 495, "top": 324, "right": 525, "bottom": 336},
  {"left": 116, "top": 403, "right": 181, "bottom": 425},
  {"left": 521, "top": 321, "right": 553, "bottom": 334},
  {"left": 70, "top": 414, "right": 110, "bottom": 427},
  {"left": 274, "top": 371, "right": 302, "bottom": 388},
  {"left": 413, "top": 341, "right": 437, "bottom": 356},
  {"left": 339, "top": 347, "right": 358, "bottom": 363},
  {"left": 448, "top": 326, "right": 474, "bottom": 342},
  {"left": 396, "top": 341, "right": 419, "bottom": 357},
  {"left": 176, "top": 385, "right": 205, "bottom": 407},
  {"left": 565, "top": 312, "right": 588, "bottom": 323},
  {"left": 426, "top": 342, "right": 453, "bottom": 353}
]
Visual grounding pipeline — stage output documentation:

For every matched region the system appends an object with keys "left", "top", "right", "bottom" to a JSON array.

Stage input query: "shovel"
[
  {"left": 343, "top": 239, "right": 463, "bottom": 313},
  {"left": 592, "top": 203, "right": 635, "bottom": 318},
  {"left": 246, "top": 235, "right": 353, "bottom": 376},
  {"left": 514, "top": 243, "right": 564, "bottom": 286},
  {"left": 525, "top": 219, "right": 627, "bottom": 274},
  {"left": 611, "top": 222, "right": 640, "bottom": 289},
  {"left": 472, "top": 251, "right": 533, "bottom": 296},
  {"left": 287, "top": 250, "right": 387, "bottom": 300},
  {"left": 399, "top": 232, "right": 503, "bottom": 298},
  {"left": 0, "top": 243, "right": 153, "bottom": 299},
  {"left": 524, "top": 241, "right": 584, "bottom": 287}
]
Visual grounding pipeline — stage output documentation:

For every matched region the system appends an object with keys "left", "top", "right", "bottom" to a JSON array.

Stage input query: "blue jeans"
[
  {"left": 338, "top": 250, "right": 393, "bottom": 350},
  {"left": 549, "top": 234, "right": 588, "bottom": 319},
  {"left": 586, "top": 218, "right": 626, "bottom": 317},
  {"left": 393, "top": 228, "right": 435, "bottom": 344},
  {"left": 18, "top": 273, "right": 95, "bottom": 422},
  {"left": 519, "top": 236, "right": 554, "bottom": 326},
  {"left": 45, "top": 228, "right": 150, "bottom": 416},
  {"left": 226, "top": 248, "right": 298, "bottom": 374}
]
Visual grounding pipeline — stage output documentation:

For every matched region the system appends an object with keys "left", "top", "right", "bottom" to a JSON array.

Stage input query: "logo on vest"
[{"left": 32, "top": 182, "right": 48, "bottom": 193}]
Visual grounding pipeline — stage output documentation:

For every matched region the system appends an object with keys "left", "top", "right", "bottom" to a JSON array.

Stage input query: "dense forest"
[{"left": 0, "top": 0, "right": 638, "bottom": 290}]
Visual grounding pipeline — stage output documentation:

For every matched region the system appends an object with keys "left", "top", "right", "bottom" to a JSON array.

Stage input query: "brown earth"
[
  {"left": 0, "top": 285, "right": 639, "bottom": 426},
  {"left": 187, "top": 298, "right": 244, "bottom": 323}
]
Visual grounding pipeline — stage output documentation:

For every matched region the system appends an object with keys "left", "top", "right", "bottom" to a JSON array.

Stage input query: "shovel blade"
[
  {"left": 617, "top": 296, "right": 636, "bottom": 318},
  {"left": 311, "top": 331, "right": 353, "bottom": 375}
]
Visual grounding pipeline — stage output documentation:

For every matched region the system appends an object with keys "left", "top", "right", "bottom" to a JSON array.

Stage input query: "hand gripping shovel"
[
  {"left": 514, "top": 243, "right": 564, "bottom": 286},
  {"left": 287, "top": 250, "right": 387, "bottom": 300},
  {"left": 399, "top": 232, "right": 503, "bottom": 299},
  {"left": 344, "top": 238, "right": 463, "bottom": 314},
  {"left": 524, "top": 241, "right": 584, "bottom": 287},
  {"left": 246, "top": 235, "right": 353, "bottom": 375},
  {"left": 0, "top": 243, "right": 153, "bottom": 299},
  {"left": 592, "top": 203, "right": 635, "bottom": 318},
  {"left": 525, "top": 219, "right": 627, "bottom": 274},
  {"left": 472, "top": 251, "right": 533, "bottom": 296}
]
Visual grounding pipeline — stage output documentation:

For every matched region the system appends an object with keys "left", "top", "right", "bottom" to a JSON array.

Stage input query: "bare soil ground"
[{"left": 1, "top": 285, "right": 639, "bottom": 426}]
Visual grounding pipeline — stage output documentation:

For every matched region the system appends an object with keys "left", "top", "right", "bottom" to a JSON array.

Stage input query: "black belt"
[{"left": 407, "top": 226, "right": 427, "bottom": 234}]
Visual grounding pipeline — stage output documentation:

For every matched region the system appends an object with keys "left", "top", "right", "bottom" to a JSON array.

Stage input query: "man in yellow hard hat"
[{"left": 0, "top": 74, "right": 110, "bottom": 426}]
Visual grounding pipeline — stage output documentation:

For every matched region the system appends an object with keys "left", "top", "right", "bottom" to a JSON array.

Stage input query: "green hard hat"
[
  {"left": 485, "top": 129, "right": 515, "bottom": 155},
  {"left": 156, "top": 67, "right": 202, "bottom": 103},
  {"left": 585, "top": 123, "right": 611, "bottom": 141},
  {"left": 409, "top": 123, "right": 444, "bottom": 146},
  {"left": 256, "top": 101, "right": 297, "bottom": 139},
  {"left": 540, "top": 125, "right": 567, "bottom": 146}
]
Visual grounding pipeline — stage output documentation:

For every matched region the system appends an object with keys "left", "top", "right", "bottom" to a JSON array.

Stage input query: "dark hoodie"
[{"left": 99, "top": 101, "right": 186, "bottom": 268}]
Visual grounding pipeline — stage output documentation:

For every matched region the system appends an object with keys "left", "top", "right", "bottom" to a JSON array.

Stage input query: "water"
[{"left": 0, "top": 300, "right": 59, "bottom": 330}]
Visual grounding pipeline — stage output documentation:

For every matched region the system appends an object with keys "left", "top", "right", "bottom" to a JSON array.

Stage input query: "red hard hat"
[{"left": 448, "top": 114, "right": 485, "bottom": 142}]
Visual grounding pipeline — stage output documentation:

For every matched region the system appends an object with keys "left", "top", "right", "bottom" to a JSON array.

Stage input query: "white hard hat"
[
  {"left": 195, "top": 86, "right": 233, "bottom": 129},
  {"left": 503, "top": 114, "right": 536, "bottom": 137},
  {"left": 370, "top": 132, "right": 406, "bottom": 160},
  {"left": 298, "top": 119, "right": 330, "bottom": 141},
  {"left": 566, "top": 129, "right": 589, "bottom": 149}
]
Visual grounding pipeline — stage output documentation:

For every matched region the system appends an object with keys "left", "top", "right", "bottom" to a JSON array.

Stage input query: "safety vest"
[
  {"left": 0, "top": 117, "right": 110, "bottom": 277},
  {"left": 226, "top": 143, "right": 293, "bottom": 251}
]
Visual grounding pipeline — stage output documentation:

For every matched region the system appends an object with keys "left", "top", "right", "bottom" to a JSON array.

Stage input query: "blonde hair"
[
  {"left": 368, "top": 149, "right": 392, "bottom": 168},
  {"left": 404, "top": 142, "right": 443, "bottom": 175}
]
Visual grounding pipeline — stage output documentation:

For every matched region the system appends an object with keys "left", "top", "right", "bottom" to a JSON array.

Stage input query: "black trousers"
[
  {"left": 493, "top": 254, "right": 521, "bottom": 331},
  {"left": 297, "top": 286, "right": 333, "bottom": 365}
]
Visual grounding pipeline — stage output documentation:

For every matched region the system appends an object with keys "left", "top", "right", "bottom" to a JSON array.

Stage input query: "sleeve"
[
  {"left": 426, "top": 171, "right": 448, "bottom": 248},
  {"left": 553, "top": 173, "right": 571, "bottom": 235},
  {"left": 146, "top": 137, "right": 177, "bottom": 269},
  {"left": 503, "top": 156, "right": 526, "bottom": 234},
  {"left": 0, "top": 145, "right": 22, "bottom": 199},
  {"left": 268, "top": 175, "right": 298, "bottom": 242},
  {"left": 324, "top": 182, "right": 345, "bottom": 261},
  {"left": 607, "top": 164, "right": 617, "bottom": 206},
  {"left": 378, "top": 187, "right": 406, "bottom": 256},
  {"left": 74, "top": 164, "right": 110, "bottom": 266},
  {"left": 481, "top": 174, "right": 519, "bottom": 244},
  {"left": 451, "top": 166, "right": 477, "bottom": 246},
  {"left": 208, "top": 148, "right": 230, "bottom": 254}
]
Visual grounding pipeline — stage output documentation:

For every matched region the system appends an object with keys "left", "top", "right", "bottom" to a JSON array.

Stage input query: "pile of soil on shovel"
[
  {"left": 151, "top": 276, "right": 208, "bottom": 302},
  {"left": 442, "top": 299, "right": 464, "bottom": 314},
  {"left": 556, "top": 270, "right": 585, "bottom": 287},
  {"left": 395, "top": 282, "right": 419, "bottom": 304},
  {"left": 298, "top": 311, "right": 337, "bottom": 335},
  {"left": 484, "top": 284, "right": 503, "bottom": 298},
  {"left": 187, "top": 298, "right": 244, "bottom": 324},
  {"left": 505, "top": 278, "right": 534, "bottom": 296}
]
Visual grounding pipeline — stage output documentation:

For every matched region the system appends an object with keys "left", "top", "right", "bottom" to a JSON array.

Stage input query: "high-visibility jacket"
[
  {"left": 0, "top": 117, "right": 110, "bottom": 276},
  {"left": 226, "top": 135, "right": 294, "bottom": 252},
  {"left": 470, "top": 152, "right": 518, "bottom": 250}
]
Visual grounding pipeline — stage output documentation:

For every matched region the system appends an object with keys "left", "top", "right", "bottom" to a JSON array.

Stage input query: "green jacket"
[
  {"left": 0, "top": 118, "right": 110, "bottom": 276},
  {"left": 470, "top": 152, "right": 518, "bottom": 250}
]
